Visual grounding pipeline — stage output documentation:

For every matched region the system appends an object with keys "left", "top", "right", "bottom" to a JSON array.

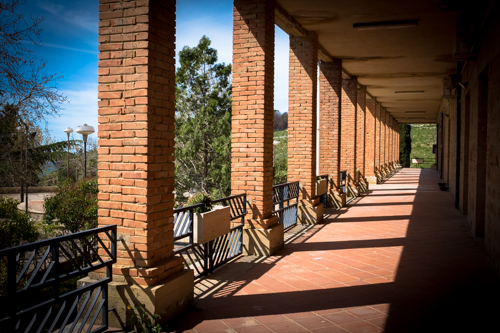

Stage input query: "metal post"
[
  {"left": 25, "top": 135, "right": 28, "bottom": 213},
  {"left": 67, "top": 132, "right": 70, "bottom": 179},
  {"left": 83, "top": 140, "right": 87, "bottom": 178}
]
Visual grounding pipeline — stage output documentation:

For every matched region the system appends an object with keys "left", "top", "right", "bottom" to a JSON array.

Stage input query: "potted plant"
[
  {"left": 186, "top": 193, "right": 231, "bottom": 244},
  {"left": 316, "top": 177, "right": 327, "bottom": 196}
]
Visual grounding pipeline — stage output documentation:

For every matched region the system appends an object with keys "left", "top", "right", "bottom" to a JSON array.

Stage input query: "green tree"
[
  {"left": 0, "top": 104, "right": 77, "bottom": 187},
  {"left": 400, "top": 123, "right": 412, "bottom": 167},
  {"left": 175, "top": 36, "right": 232, "bottom": 201}
]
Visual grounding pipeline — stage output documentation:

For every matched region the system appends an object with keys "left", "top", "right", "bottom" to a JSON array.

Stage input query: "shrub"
[
  {"left": 185, "top": 192, "right": 212, "bottom": 213},
  {"left": 0, "top": 197, "right": 39, "bottom": 249},
  {"left": 43, "top": 178, "right": 98, "bottom": 233},
  {"left": 0, "top": 197, "right": 40, "bottom": 297}
]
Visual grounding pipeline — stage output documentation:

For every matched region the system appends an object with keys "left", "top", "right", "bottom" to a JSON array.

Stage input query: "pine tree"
[{"left": 175, "top": 36, "right": 232, "bottom": 202}]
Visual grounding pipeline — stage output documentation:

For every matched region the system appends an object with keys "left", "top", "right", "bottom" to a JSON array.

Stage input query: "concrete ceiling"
[{"left": 276, "top": 0, "right": 462, "bottom": 123}]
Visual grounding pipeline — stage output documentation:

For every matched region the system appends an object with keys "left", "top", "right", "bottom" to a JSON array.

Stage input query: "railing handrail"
[
  {"left": 0, "top": 225, "right": 116, "bottom": 256},
  {"left": 273, "top": 180, "right": 299, "bottom": 189},
  {"left": 212, "top": 192, "right": 246, "bottom": 206}
]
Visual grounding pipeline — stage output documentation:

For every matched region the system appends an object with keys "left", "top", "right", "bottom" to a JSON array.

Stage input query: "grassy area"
[{"left": 410, "top": 124, "right": 437, "bottom": 169}]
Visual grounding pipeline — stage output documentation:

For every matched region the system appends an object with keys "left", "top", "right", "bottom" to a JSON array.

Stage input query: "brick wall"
[
  {"left": 340, "top": 77, "right": 357, "bottom": 182},
  {"left": 319, "top": 59, "right": 342, "bottom": 187},
  {"left": 365, "top": 98, "right": 376, "bottom": 178},
  {"left": 97, "top": 0, "right": 184, "bottom": 285},
  {"left": 356, "top": 87, "right": 366, "bottom": 176},
  {"left": 288, "top": 33, "right": 318, "bottom": 200},
  {"left": 232, "top": 0, "right": 276, "bottom": 226}
]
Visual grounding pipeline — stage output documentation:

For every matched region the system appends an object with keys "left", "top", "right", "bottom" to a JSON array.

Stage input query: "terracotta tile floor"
[{"left": 167, "top": 169, "right": 500, "bottom": 333}]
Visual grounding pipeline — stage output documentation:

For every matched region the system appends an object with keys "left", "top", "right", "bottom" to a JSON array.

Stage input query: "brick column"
[
  {"left": 289, "top": 32, "right": 323, "bottom": 223},
  {"left": 319, "top": 59, "right": 344, "bottom": 208},
  {"left": 375, "top": 103, "right": 381, "bottom": 178},
  {"left": 341, "top": 77, "right": 357, "bottom": 190},
  {"left": 365, "top": 98, "right": 377, "bottom": 184},
  {"left": 233, "top": 0, "right": 282, "bottom": 255},
  {"left": 385, "top": 111, "right": 390, "bottom": 168},
  {"left": 356, "top": 86, "right": 366, "bottom": 181},
  {"left": 380, "top": 108, "right": 386, "bottom": 169},
  {"left": 95, "top": 0, "right": 192, "bottom": 327}
]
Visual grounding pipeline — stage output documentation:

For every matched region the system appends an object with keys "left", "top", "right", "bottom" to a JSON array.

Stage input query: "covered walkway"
[{"left": 169, "top": 169, "right": 500, "bottom": 332}]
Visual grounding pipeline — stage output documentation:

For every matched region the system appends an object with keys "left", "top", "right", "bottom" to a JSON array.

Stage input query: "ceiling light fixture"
[
  {"left": 353, "top": 19, "right": 418, "bottom": 30},
  {"left": 395, "top": 90, "right": 425, "bottom": 94}
]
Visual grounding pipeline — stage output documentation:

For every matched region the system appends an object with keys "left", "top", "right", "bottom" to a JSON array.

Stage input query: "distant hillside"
[{"left": 410, "top": 124, "right": 437, "bottom": 168}]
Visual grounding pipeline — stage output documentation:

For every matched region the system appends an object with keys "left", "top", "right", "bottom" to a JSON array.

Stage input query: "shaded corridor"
[{"left": 168, "top": 169, "right": 500, "bottom": 332}]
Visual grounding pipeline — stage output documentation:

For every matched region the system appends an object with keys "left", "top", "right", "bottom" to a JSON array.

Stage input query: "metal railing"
[
  {"left": 174, "top": 193, "right": 246, "bottom": 279},
  {"left": 339, "top": 170, "right": 347, "bottom": 193},
  {"left": 273, "top": 181, "right": 300, "bottom": 230},
  {"left": 0, "top": 225, "right": 117, "bottom": 333},
  {"left": 317, "top": 174, "right": 328, "bottom": 208}
]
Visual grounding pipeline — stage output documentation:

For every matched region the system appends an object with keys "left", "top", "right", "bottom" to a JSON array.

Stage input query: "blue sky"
[{"left": 18, "top": 0, "right": 289, "bottom": 142}]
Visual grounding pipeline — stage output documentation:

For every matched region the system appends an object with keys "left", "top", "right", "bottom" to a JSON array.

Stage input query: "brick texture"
[
  {"left": 380, "top": 108, "right": 386, "bottom": 166},
  {"left": 340, "top": 77, "right": 357, "bottom": 183},
  {"left": 97, "top": 0, "right": 184, "bottom": 286},
  {"left": 356, "top": 87, "right": 366, "bottom": 176},
  {"left": 375, "top": 103, "right": 381, "bottom": 169},
  {"left": 232, "top": 0, "right": 276, "bottom": 226},
  {"left": 365, "top": 98, "right": 376, "bottom": 177},
  {"left": 319, "top": 59, "right": 342, "bottom": 188},
  {"left": 288, "top": 33, "right": 318, "bottom": 200}
]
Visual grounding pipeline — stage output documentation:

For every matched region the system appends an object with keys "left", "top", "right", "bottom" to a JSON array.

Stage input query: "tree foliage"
[
  {"left": 274, "top": 110, "right": 288, "bottom": 131},
  {"left": 399, "top": 123, "right": 412, "bottom": 167},
  {"left": 175, "top": 36, "right": 232, "bottom": 202},
  {"left": 0, "top": 0, "right": 66, "bottom": 122},
  {"left": 0, "top": 104, "right": 78, "bottom": 187}
]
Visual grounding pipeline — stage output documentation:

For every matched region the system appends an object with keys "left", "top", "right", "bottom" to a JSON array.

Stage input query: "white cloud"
[
  {"left": 49, "top": 87, "right": 98, "bottom": 141},
  {"left": 43, "top": 42, "right": 98, "bottom": 54},
  {"left": 38, "top": 1, "right": 97, "bottom": 32}
]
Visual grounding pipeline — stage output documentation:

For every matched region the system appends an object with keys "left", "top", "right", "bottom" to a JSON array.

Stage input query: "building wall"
[{"left": 458, "top": 1, "right": 500, "bottom": 272}]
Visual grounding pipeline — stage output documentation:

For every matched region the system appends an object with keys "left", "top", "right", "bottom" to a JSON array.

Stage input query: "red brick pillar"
[
  {"left": 319, "top": 59, "right": 344, "bottom": 208},
  {"left": 375, "top": 103, "right": 381, "bottom": 178},
  {"left": 380, "top": 108, "right": 386, "bottom": 169},
  {"left": 96, "top": 0, "right": 192, "bottom": 326},
  {"left": 356, "top": 86, "right": 366, "bottom": 181},
  {"left": 233, "top": 0, "right": 282, "bottom": 255},
  {"left": 365, "top": 98, "right": 377, "bottom": 184},
  {"left": 341, "top": 77, "right": 357, "bottom": 190},
  {"left": 385, "top": 111, "right": 390, "bottom": 168},
  {"left": 289, "top": 32, "right": 323, "bottom": 223}
]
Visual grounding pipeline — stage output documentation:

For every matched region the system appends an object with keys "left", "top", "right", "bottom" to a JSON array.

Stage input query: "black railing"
[
  {"left": 174, "top": 194, "right": 246, "bottom": 279},
  {"left": 0, "top": 225, "right": 117, "bottom": 333},
  {"left": 317, "top": 174, "right": 328, "bottom": 209},
  {"left": 273, "top": 181, "right": 300, "bottom": 230},
  {"left": 339, "top": 170, "right": 347, "bottom": 193}
]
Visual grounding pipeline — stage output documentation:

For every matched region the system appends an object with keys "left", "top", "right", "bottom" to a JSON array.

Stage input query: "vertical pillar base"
[
  {"left": 78, "top": 269, "right": 194, "bottom": 330},
  {"left": 328, "top": 190, "right": 346, "bottom": 209},
  {"left": 298, "top": 199, "right": 324, "bottom": 224},
  {"left": 243, "top": 217, "right": 284, "bottom": 256},
  {"left": 366, "top": 176, "right": 378, "bottom": 184}
]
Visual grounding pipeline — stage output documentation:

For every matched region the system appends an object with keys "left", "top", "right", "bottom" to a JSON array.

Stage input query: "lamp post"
[
  {"left": 63, "top": 127, "right": 73, "bottom": 179},
  {"left": 75, "top": 124, "right": 95, "bottom": 178}
]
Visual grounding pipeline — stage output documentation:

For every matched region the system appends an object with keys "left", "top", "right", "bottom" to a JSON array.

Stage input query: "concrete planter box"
[
  {"left": 412, "top": 158, "right": 424, "bottom": 164},
  {"left": 193, "top": 206, "right": 231, "bottom": 244},
  {"left": 316, "top": 179, "right": 327, "bottom": 196}
]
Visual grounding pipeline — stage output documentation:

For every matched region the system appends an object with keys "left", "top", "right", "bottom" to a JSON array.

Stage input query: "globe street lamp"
[
  {"left": 75, "top": 124, "right": 95, "bottom": 178},
  {"left": 63, "top": 127, "right": 73, "bottom": 179}
]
